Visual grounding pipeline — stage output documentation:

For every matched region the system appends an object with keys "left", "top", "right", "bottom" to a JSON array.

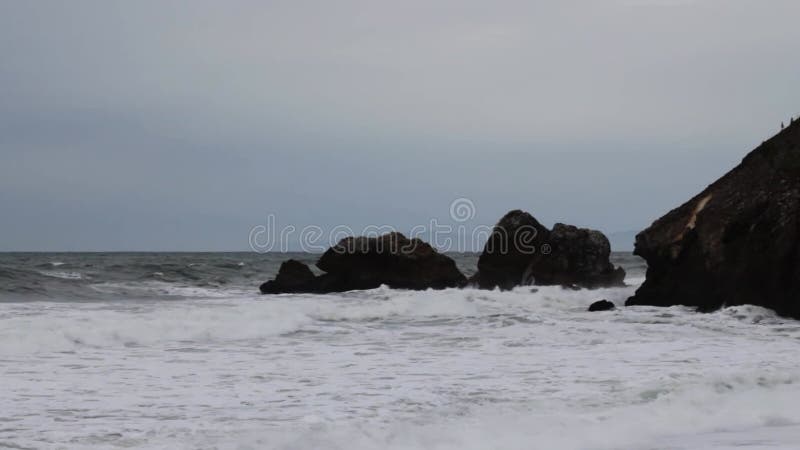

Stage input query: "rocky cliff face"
[{"left": 627, "top": 120, "right": 800, "bottom": 317}]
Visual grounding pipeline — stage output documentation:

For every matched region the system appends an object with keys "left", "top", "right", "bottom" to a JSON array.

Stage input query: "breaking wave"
[{"left": 3, "top": 252, "right": 797, "bottom": 449}]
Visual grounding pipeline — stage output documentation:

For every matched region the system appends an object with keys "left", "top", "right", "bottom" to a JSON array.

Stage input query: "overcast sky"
[{"left": 1, "top": 0, "right": 798, "bottom": 251}]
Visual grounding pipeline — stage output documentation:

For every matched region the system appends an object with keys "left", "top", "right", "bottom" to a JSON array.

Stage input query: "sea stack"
[
  {"left": 259, "top": 259, "right": 317, "bottom": 294},
  {"left": 626, "top": 120, "right": 800, "bottom": 318},
  {"left": 260, "top": 232, "right": 466, "bottom": 294},
  {"left": 470, "top": 210, "right": 625, "bottom": 290}
]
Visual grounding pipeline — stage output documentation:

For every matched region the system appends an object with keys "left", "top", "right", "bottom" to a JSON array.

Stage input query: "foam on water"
[
  {"left": 260, "top": 376, "right": 800, "bottom": 450},
  {"left": 0, "top": 300, "right": 313, "bottom": 353},
  {"left": 38, "top": 270, "right": 85, "bottom": 280},
  {"left": 88, "top": 280, "right": 244, "bottom": 300},
  {"left": 1, "top": 253, "right": 798, "bottom": 449}
]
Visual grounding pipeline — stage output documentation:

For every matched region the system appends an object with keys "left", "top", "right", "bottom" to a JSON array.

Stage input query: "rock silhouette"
[
  {"left": 588, "top": 299, "right": 616, "bottom": 311},
  {"left": 259, "top": 259, "right": 316, "bottom": 294},
  {"left": 260, "top": 233, "right": 466, "bottom": 294},
  {"left": 626, "top": 119, "right": 800, "bottom": 318},
  {"left": 470, "top": 210, "right": 625, "bottom": 290}
]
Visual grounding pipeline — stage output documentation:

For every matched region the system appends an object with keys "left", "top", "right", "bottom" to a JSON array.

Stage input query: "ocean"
[{"left": 1, "top": 252, "right": 799, "bottom": 449}]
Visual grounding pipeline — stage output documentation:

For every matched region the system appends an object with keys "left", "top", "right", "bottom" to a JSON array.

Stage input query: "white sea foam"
[
  {"left": 88, "top": 280, "right": 237, "bottom": 299},
  {"left": 214, "top": 375, "right": 800, "bottom": 450},
  {"left": 0, "top": 300, "right": 312, "bottom": 354},
  {"left": 2, "top": 278, "right": 799, "bottom": 449},
  {"left": 38, "top": 270, "right": 84, "bottom": 280}
]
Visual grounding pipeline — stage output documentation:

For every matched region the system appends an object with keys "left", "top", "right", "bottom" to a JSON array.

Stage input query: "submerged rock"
[
  {"left": 626, "top": 120, "right": 800, "bottom": 318},
  {"left": 471, "top": 210, "right": 625, "bottom": 290},
  {"left": 260, "top": 233, "right": 466, "bottom": 294},
  {"left": 588, "top": 299, "right": 616, "bottom": 312}
]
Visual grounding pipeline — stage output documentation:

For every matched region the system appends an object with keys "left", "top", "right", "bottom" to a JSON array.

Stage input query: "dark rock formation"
[
  {"left": 259, "top": 259, "right": 316, "bottom": 294},
  {"left": 316, "top": 233, "right": 466, "bottom": 290},
  {"left": 529, "top": 223, "right": 626, "bottom": 288},
  {"left": 471, "top": 210, "right": 551, "bottom": 290},
  {"left": 471, "top": 210, "right": 625, "bottom": 290},
  {"left": 588, "top": 299, "right": 616, "bottom": 312},
  {"left": 626, "top": 120, "right": 800, "bottom": 318},
  {"left": 260, "top": 233, "right": 466, "bottom": 294}
]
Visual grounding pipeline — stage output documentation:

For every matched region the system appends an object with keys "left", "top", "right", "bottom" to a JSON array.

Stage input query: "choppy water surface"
[{"left": 1, "top": 253, "right": 799, "bottom": 449}]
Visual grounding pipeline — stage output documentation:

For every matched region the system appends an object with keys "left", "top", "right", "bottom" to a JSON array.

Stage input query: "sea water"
[{"left": 1, "top": 253, "right": 799, "bottom": 449}]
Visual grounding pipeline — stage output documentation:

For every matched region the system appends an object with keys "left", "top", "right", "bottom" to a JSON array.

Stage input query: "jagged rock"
[
  {"left": 471, "top": 210, "right": 551, "bottom": 289},
  {"left": 471, "top": 210, "right": 625, "bottom": 290},
  {"left": 588, "top": 299, "right": 616, "bottom": 312},
  {"left": 626, "top": 120, "right": 800, "bottom": 318},
  {"left": 527, "top": 223, "right": 626, "bottom": 288},
  {"left": 259, "top": 259, "right": 316, "bottom": 294},
  {"left": 260, "top": 233, "right": 466, "bottom": 294}
]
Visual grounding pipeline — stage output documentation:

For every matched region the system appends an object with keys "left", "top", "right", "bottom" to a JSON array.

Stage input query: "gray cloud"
[{"left": 1, "top": 0, "right": 798, "bottom": 250}]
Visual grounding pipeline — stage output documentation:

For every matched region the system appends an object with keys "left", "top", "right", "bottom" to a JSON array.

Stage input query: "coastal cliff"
[{"left": 627, "top": 119, "right": 800, "bottom": 317}]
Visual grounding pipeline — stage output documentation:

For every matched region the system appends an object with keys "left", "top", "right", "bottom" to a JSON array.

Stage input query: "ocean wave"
[
  {"left": 38, "top": 270, "right": 84, "bottom": 280},
  {"left": 261, "top": 281, "right": 637, "bottom": 324},
  {"left": 88, "top": 280, "right": 235, "bottom": 299},
  {"left": 0, "top": 300, "right": 311, "bottom": 354},
  {"left": 0, "top": 253, "right": 283, "bottom": 301},
  {"left": 3, "top": 257, "right": 800, "bottom": 450},
  {"left": 5, "top": 252, "right": 799, "bottom": 449},
  {"left": 164, "top": 372, "right": 800, "bottom": 450},
  {"left": 715, "top": 304, "right": 786, "bottom": 324}
]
